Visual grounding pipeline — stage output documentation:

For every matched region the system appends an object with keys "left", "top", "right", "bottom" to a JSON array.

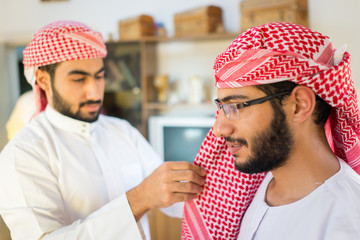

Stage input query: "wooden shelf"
[{"left": 109, "top": 32, "right": 240, "bottom": 44}]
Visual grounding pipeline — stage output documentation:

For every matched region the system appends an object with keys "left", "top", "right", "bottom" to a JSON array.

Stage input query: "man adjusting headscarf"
[
  {"left": 1, "top": 20, "right": 205, "bottom": 239},
  {"left": 22, "top": 20, "right": 107, "bottom": 117},
  {"left": 181, "top": 22, "right": 360, "bottom": 239}
]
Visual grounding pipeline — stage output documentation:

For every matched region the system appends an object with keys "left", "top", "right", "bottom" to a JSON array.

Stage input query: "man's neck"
[{"left": 265, "top": 137, "right": 340, "bottom": 207}]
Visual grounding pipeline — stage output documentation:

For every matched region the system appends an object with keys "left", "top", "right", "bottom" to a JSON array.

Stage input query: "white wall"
[
  {"left": 0, "top": 0, "right": 241, "bottom": 42},
  {"left": 309, "top": 0, "right": 360, "bottom": 90},
  {"left": 0, "top": 0, "right": 359, "bottom": 150}
]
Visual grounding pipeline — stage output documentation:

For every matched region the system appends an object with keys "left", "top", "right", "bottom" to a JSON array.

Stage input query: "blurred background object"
[
  {"left": 240, "top": 0, "right": 308, "bottom": 31},
  {"left": 174, "top": 5, "right": 223, "bottom": 37},
  {"left": 119, "top": 14, "right": 156, "bottom": 40},
  {"left": 5, "top": 90, "right": 35, "bottom": 140}
]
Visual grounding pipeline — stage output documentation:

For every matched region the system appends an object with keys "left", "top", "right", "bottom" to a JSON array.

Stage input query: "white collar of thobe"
[{"left": 45, "top": 105, "right": 98, "bottom": 137}]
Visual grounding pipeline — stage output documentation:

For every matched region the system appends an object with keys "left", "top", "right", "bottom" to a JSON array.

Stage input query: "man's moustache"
[
  {"left": 79, "top": 100, "right": 102, "bottom": 108},
  {"left": 224, "top": 136, "right": 248, "bottom": 147}
]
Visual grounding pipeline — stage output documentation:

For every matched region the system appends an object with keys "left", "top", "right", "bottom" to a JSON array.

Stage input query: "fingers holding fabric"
[
  {"left": 161, "top": 161, "right": 206, "bottom": 185},
  {"left": 126, "top": 161, "right": 206, "bottom": 221}
]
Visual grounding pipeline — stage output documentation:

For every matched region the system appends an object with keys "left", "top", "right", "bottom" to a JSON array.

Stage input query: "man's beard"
[
  {"left": 51, "top": 84, "right": 102, "bottom": 123},
  {"left": 230, "top": 105, "right": 294, "bottom": 174}
]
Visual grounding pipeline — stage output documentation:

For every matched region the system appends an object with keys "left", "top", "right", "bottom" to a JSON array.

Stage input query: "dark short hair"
[
  {"left": 255, "top": 81, "right": 331, "bottom": 127},
  {"left": 38, "top": 63, "right": 60, "bottom": 83}
]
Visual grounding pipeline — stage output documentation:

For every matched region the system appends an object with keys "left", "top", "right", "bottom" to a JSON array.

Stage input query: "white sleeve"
[
  {"left": 126, "top": 122, "right": 163, "bottom": 177},
  {"left": 0, "top": 144, "right": 143, "bottom": 240},
  {"left": 126, "top": 124, "right": 185, "bottom": 218},
  {"left": 160, "top": 202, "right": 184, "bottom": 218},
  {"left": 43, "top": 195, "right": 142, "bottom": 240}
]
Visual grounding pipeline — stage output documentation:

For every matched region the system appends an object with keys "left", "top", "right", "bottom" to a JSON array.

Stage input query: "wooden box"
[
  {"left": 119, "top": 15, "right": 155, "bottom": 40},
  {"left": 240, "top": 0, "right": 308, "bottom": 32},
  {"left": 174, "top": 6, "right": 223, "bottom": 37}
]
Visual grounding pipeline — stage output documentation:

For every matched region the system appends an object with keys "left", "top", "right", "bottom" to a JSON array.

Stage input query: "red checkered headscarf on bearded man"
[
  {"left": 22, "top": 20, "right": 107, "bottom": 117},
  {"left": 181, "top": 22, "right": 360, "bottom": 240}
]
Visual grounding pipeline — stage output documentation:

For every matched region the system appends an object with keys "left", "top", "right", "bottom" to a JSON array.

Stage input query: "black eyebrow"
[
  {"left": 67, "top": 67, "right": 105, "bottom": 76},
  {"left": 217, "top": 95, "right": 250, "bottom": 103},
  {"left": 96, "top": 67, "right": 106, "bottom": 75}
]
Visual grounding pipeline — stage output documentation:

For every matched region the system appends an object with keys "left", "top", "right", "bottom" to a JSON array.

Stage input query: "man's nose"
[
  {"left": 85, "top": 78, "right": 102, "bottom": 99},
  {"left": 213, "top": 110, "right": 234, "bottom": 138}
]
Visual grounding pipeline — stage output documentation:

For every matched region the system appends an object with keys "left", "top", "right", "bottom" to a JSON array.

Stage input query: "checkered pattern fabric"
[
  {"left": 22, "top": 20, "right": 107, "bottom": 116},
  {"left": 23, "top": 20, "right": 107, "bottom": 68},
  {"left": 182, "top": 22, "right": 360, "bottom": 240}
]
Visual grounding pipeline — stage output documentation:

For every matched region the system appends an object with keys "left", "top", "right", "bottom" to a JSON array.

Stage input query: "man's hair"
[
  {"left": 255, "top": 81, "right": 332, "bottom": 127},
  {"left": 38, "top": 63, "right": 60, "bottom": 83}
]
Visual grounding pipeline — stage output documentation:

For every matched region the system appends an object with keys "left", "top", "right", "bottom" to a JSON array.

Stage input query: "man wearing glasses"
[{"left": 182, "top": 22, "right": 360, "bottom": 239}]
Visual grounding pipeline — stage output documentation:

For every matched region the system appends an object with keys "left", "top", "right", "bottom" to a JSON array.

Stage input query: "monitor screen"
[
  {"left": 148, "top": 115, "right": 215, "bottom": 163},
  {"left": 163, "top": 126, "right": 211, "bottom": 163}
]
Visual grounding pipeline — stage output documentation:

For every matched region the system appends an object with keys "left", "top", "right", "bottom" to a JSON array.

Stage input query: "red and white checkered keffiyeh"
[
  {"left": 22, "top": 20, "right": 107, "bottom": 117},
  {"left": 182, "top": 22, "right": 360, "bottom": 239}
]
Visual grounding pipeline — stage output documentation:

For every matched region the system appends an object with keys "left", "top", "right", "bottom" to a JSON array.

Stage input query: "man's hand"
[{"left": 126, "top": 161, "right": 206, "bottom": 221}]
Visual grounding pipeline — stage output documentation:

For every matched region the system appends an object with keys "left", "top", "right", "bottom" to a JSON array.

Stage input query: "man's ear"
[
  {"left": 288, "top": 85, "right": 316, "bottom": 123},
  {"left": 35, "top": 68, "right": 51, "bottom": 92}
]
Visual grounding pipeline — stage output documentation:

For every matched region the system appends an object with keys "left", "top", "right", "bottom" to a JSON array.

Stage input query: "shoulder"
[
  {"left": 324, "top": 175, "right": 360, "bottom": 238},
  {"left": 10, "top": 113, "right": 49, "bottom": 143},
  {"left": 2, "top": 113, "right": 51, "bottom": 157},
  {"left": 98, "top": 114, "right": 133, "bottom": 128},
  {"left": 0, "top": 116, "right": 52, "bottom": 178},
  {"left": 322, "top": 161, "right": 360, "bottom": 221},
  {"left": 97, "top": 114, "right": 141, "bottom": 138},
  {"left": 329, "top": 160, "right": 360, "bottom": 198}
]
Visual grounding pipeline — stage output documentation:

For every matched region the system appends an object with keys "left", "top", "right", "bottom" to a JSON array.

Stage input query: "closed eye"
[
  {"left": 73, "top": 77, "right": 86, "bottom": 82},
  {"left": 95, "top": 74, "right": 105, "bottom": 80}
]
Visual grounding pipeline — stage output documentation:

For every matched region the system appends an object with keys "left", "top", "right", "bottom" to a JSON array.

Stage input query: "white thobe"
[
  {"left": 238, "top": 159, "right": 360, "bottom": 240},
  {"left": 0, "top": 106, "right": 182, "bottom": 240}
]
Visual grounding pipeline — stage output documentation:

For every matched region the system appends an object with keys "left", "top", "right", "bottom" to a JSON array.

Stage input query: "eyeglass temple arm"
[{"left": 243, "top": 91, "right": 291, "bottom": 107}]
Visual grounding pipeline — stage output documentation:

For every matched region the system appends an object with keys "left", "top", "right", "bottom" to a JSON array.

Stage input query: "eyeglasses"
[{"left": 215, "top": 91, "right": 290, "bottom": 120}]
